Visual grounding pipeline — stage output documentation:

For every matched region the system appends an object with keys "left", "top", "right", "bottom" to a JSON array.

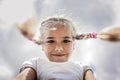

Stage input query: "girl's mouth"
[{"left": 52, "top": 53, "right": 66, "bottom": 56}]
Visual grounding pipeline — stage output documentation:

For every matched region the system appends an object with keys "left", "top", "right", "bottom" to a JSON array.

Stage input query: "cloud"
[
  {"left": 0, "top": 0, "right": 35, "bottom": 26},
  {"left": 37, "top": 0, "right": 115, "bottom": 28},
  {"left": 0, "top": 57, "right": 14, "bottom": 80}
]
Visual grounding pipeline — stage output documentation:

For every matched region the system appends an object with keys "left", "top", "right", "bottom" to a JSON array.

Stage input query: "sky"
[{"left": 0, "top": 0, "right": 120, "bottom": 80}]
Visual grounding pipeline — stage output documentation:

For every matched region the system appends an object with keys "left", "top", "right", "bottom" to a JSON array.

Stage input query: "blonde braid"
[{"left": 75, "top": 32, "right": 97, "bottom": 40}]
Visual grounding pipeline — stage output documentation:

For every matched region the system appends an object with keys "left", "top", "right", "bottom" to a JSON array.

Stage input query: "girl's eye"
[
  {"left": 63, "top": 40, "right": 71, "bottom": 43},
  {"left": 47, "top": 40, "right": 55, "bottom": 43}
]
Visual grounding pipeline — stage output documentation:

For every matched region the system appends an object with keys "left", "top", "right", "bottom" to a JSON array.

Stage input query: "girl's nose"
[{"left": 55, "top": 45, "right": 63, "bottom": 52}]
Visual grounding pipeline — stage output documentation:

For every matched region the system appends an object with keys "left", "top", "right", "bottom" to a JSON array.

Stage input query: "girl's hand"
[{"left": 84, "top": 70, "right": 96, "bottom": 80}]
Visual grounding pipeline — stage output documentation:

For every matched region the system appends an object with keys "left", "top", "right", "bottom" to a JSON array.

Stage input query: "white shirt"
[{"left": 21, "top": 57, "right": 91, "bottom": 80}]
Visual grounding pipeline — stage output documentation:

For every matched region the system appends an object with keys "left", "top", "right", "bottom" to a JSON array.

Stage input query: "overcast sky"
[{"left": 0, "top": 0, "right": 120, "bottom": 80}]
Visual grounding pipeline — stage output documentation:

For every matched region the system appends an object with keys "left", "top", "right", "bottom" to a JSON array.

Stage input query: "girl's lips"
[{"left": 52, "top": 53, "right": 66, "bottom": 56}]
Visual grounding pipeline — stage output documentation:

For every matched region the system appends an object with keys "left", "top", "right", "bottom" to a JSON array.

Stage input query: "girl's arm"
[
  {"left": 14, "top": 67, "right": 37, "bottom": 80},
  {"left": 83, "top": 70, "right": 96, "bottom": 80}
]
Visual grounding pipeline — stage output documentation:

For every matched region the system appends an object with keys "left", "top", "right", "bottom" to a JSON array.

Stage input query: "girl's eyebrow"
[
  {"left": 46, "top": 36, "right": 72, "bottom": 39},
  {"left": 47, "top": 37, "right": 54, "bottom": 39},
  {"left": 64, "top": 36, "right": 72, "bottom": 39}
]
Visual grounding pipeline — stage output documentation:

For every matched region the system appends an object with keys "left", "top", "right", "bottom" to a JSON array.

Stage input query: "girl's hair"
[
  {"left": 17, "top": 17, "right": 120, "bottom": 45},
  {"left": 39, "top": 17, "right": 76, "bottom": 39},
  {"left": 17, "top": 17, "right": 97, "bottom": 45},
  {"left": 36, "top": 17, "right": 97, "bottom": 45}
]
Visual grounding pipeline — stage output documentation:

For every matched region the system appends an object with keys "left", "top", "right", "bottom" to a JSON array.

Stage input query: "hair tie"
[{"left": 91, "top": 32, "right": 97, "bottom": 39}]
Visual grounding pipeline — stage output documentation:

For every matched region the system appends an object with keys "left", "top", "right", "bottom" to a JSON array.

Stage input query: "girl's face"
[{"left": 42, "top": 25, "right": 74, "bottom": 62}]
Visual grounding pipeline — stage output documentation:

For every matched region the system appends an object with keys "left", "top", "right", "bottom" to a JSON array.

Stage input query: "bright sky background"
[{"left": 0, "top": 0, "right": 120, "bottom": 80}]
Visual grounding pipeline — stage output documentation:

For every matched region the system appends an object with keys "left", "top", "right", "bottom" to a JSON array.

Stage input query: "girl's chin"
[{"left": 49, "top": 57, "right": 68, "bottom": 62}]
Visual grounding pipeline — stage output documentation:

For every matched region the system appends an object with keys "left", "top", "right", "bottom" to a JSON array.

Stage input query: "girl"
[{"left": 15, "top": 17, "right": 98, "bottom": 80}]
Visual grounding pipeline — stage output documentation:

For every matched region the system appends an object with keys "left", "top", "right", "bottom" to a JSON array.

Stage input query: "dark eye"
[
  {"left": 63, "top": 40, "right": 71, "bottom": 43},
  {"left": 47, "top": 40, "right": 55, "bottom": 43}
]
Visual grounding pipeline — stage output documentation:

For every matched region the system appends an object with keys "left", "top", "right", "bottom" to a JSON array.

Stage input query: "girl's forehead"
[
  {"left": 49, "top": 24, "right": 71, "bottom": 31},
  {"left": 44, "top": 27, "right": 73, "bottom": 38},
  {"left": 49, "top": 27, "right": 57, "bottom": 31},
  {"left": 48, "top": 26, "right": 72, "bottom": 33},
  {"left": 41, "top": 23, "right": 75, "bottom": 39}
]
